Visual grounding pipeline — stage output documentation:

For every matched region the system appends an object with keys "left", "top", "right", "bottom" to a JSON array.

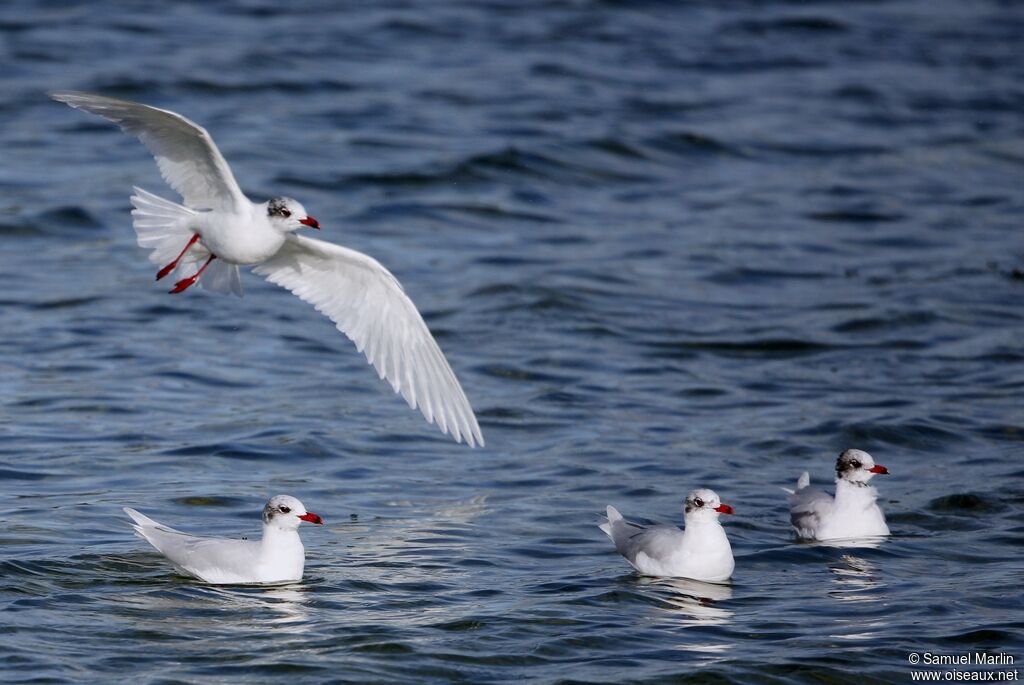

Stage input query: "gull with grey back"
[
  {"left": 124, "top": 495, "right": 323, "bottom": 584},
  {"left": 599, "top": 489, "right": 736, "bottom": 582},
  {"left": 786, "top": 449, "right": 891, "bottom": 542}
]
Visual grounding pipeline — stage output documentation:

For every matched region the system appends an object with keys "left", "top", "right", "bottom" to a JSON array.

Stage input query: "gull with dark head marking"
[
  {"left": 785, "top": 448, "right": 890, "bottom": 542},
  {"left": 50, "top": 91, "right": 483, "bottom": 447},
  {"left": 599, "top": 488, "right": 735, "bottom": 582},
  {"left": 124, "top": 495, "right": 323, "bottom": 584}
]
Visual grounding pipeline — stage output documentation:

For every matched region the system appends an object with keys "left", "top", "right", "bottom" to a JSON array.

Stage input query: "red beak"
[
  {"left": 868, "top": 465, "right": 889, "bottom": 474},
  {"left": 715, "top": 504, "right": 735, "bottom": 515},
  {"left": 299, "top": 216, "right": 320, "bottom": 229},
  {"left": 298, "top": 512, "right": 323, "bottom": 525}
]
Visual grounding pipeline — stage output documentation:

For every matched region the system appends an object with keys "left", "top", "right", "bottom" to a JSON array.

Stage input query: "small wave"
[
  {"left": 725, "top": 16, "right": 849, "bottom": 35},
  {"left": 581, "top": 137, "right": 649, "bottom": 160},
  {"left": 832, "top": 84, "right": 885, "bottom": 103},
  {"left": 808, "top": 210, "right": 906, "bottom": 223},
  {"left": 758, "top": 143, "right": 891, "bottom": 159},
  {"left": 173, "top": 496, "right": 249, "bottom": 508},
  {"left": 646, "top": 338, "right": 835, "bottom": 359},
  {"left": 32, "top": 206, "right": 104, "bottom": 233},
  {"left": 624, "top": 95, "right": 733, "bottom": 116},
  {"left": 431, "top": 202, "right": 560, "bottom": 224},
  {"left": 160, "top": 443, "right": 281, "bottom": 461},
  {"left": 831, "top": 311, "right": 939, "bottom": 334},
  {"left": 475, "top": 364, "right": 575, "bottom": 384},
  {"left": 800, "top": 419, "right": 968, "bottom": 449},
  {"left": 928, "top": 493, "right": 1004, "bottom": 513},
  {"left": 704, "top": 267, "right": 832, "bottom": 286},
  {"left": 155, "top": 370, "right": 257, "bottom": 389},
  {"left": 974, "top": 424, "right": 1024, "bottom": 443},
  {"left": 375, "top": 18, "right": 461, "bottom": 39},
  {"left": 0, "top": 468, "right": 50, "bottom": 481},
  {"left": 178, "top": 77, "right": 357, "bottom": 95},
  {"left": 644, "top": 130, "right": 741, "bottom": 158}
]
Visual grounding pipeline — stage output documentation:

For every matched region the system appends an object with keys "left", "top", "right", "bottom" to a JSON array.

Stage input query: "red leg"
[
  {"left": 156, "top": 233, "right": 201, "bottom": 281},
  {"left": 170, "top": 255, "right": 217, "bottom": 294}
]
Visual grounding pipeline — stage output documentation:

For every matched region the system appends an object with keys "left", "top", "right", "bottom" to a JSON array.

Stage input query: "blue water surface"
[{"left": 2, "top": 1, "right": 1023, "bottom": 683}]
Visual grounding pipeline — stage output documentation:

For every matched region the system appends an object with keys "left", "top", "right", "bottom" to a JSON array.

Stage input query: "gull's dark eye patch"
[
  {"left": 268, "top": 198, "right": 291, "bottom": 218},
  {"left": 279, "top": 505, "right": 291, "bottom": 513}
]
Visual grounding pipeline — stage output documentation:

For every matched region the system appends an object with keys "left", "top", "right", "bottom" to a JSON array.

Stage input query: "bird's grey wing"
[
  {"left": 620, "top": 525, "right": 686, "bottom": 565},
  {"left": 133, "top": 526, "right": 258, "bottom": 578},
  {"left": 50, "top": 91, "right": 246, "bottom": 212},
  {"left": 789, "top": 485, "right": 834, "bottom": 537},
  {"left": 165, "top": 537, "right": 260, "bottom": 580},
  {"left": 253, "top": 234, "right": 483, "bottom": 447}
]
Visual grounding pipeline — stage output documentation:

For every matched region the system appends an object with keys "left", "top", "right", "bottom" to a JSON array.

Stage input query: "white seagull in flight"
[{"left": 51, "top": 91, "right": 483, "bottom": 447}]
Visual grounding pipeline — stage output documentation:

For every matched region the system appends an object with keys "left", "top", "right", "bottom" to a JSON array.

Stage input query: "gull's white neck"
[
  {"left": 834, "top": 478, "right": 878, "bottom": 504},
  {"left": 684, "top": 511, "right": 723, "bottom": 527},
  {"left": 823, "top": 478, "right": 889, "bottom": 539},
  {"left": 260, "top": 525, "right": 304, "bottom": 555},
  {"left": 682, "top": 516, "right": 728, "bottom": 545}
]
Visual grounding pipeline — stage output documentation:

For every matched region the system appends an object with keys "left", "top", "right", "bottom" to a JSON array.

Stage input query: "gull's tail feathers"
[
  {"left": 129, "top": 187, "right": 242, "bottom": 297},
  {"left": 782, "top": 472, "right": 811, "bottom": 496},
  {"left": 598, "top": 505, "right": 623, "bottom": 539},
  {"left": 124, "top": 506, "right": 160, "bottom": 529},
  {"left": 124, "top": 506, "right": 176, "bottom": 544},
  {"left": 129, "top": 187, "right": 196, "bottom": 264}
]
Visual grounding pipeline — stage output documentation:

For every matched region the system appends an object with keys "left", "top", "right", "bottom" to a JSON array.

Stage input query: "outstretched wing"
[
  {"left": 51, "top": 91, "right": 247, "bottom": 212},
  {"left": 253, "top": 234, "right": 484, "bottom": 447}
]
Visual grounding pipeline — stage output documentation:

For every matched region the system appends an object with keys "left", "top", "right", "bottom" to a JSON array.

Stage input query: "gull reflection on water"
[
  {"left": 637, "top": 576, "right": 734, "bottom": 626},
  {"left": 817, "top": 534, "right": 887, "bottom": 551},
  {"left": 116, "top": 579, "right": 315, "bottom": 648},
  {"left": 632, "top": 576, "right": 735, "bottom": 660},
  {"left": 206, "top": 585, "right": 311, "bottom": 633},
  {"left": 828, "top": 553, "right": 883, "bottom": 603},
  {"left": 827, "top": 554, "right": 888, "bottom": 642}
]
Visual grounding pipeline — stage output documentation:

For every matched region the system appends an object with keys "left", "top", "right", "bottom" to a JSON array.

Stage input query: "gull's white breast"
[{"left": 196, "top": 207, "right": 285, "bottom": 265}]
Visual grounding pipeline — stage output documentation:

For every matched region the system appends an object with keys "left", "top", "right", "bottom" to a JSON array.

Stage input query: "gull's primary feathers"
[
  {"left": 50, "top": 90, "right": 247, "bottom": 213},
  {"left": 124, "top": 495, "right": 323, "bottom": 585},
  {"left": 51, "top": 90, "right": 483, "bottom": 447}
]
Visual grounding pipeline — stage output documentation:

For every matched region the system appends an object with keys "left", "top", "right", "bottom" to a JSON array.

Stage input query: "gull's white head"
[
  {"left": 683, "top": 488, "right": 735, "bottom": 523},
  {"left": 262, "top": 495, "right": 323, "bottom": 531},
  {"left": 835, "top": 449, "right": 889, "bottom": 485},
  {"left": 266, "top": 197, "right": 320, "bottom": 233}
]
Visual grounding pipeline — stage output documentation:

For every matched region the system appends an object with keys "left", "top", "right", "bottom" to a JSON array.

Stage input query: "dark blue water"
[{"left": 2, "top": 1, "right": 1023, "bottom": 683}]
